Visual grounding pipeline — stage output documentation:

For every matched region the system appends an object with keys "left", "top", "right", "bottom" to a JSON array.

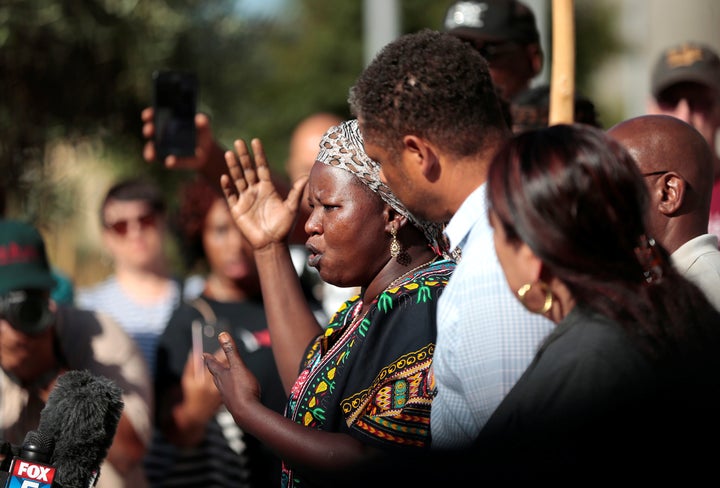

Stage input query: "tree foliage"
[
  {"left": 0, "top": 0, "right": 620, "bottom": 278},
  {"left": 0, "top": 0, "right": 454, "bottom": 217}
]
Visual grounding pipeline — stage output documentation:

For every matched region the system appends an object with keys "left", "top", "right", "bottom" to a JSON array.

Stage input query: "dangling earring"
[
  {"left": 390, "top": 227, "right": 401, "bottom": 259},
  {"left": 390, "top": 227, "right": 411, "bottom": 266},
  {"left": 516, "top": 280, "right": 553, "bottom": 314}
]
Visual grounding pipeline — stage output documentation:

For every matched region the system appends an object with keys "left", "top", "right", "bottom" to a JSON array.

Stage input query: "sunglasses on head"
[{"left": 103, "top": 212, "right": 158, "bottom": 236}]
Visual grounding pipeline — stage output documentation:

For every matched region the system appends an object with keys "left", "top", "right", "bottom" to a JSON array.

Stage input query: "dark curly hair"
[
  {"left": 348, "top": 29, "right": 508, "bottom": 160},
  {"left": 487, "top": 124, "right": 720, "bottom": 359}
]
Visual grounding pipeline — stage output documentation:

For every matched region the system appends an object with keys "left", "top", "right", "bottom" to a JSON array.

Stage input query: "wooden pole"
[{"left": 548, "top": 0, "right": 575, "bottom": 125}]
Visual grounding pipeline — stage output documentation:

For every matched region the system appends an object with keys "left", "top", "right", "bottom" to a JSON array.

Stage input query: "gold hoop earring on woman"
[{"left": 517, "top": 281, "right": 553, "bottom": 314}]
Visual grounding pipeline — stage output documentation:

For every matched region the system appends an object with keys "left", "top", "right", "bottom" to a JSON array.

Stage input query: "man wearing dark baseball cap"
[
  {"left": 0, "top": 219, "right": 154, "bottom": 488},
  {"left": 647, "top": 42, "right": 720, "bottom": 245},
  {"left": 443, "top": 0, "right": 543, "bottom": 102},
  {"left": 0, "top": 220, "right": 56, "bottom": 334}
]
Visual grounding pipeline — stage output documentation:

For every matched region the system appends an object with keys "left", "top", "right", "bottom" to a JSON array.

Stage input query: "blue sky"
[{"left": 236, "top": 0, "right": 288, "bottom": 17}]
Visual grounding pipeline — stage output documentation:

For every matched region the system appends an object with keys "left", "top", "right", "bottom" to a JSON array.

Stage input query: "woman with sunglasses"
[{"left": 76, "top": 178, "right": 182, "bottom": 377}]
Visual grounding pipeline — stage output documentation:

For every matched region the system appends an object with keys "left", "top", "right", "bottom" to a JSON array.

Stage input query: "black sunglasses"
[{"left": 103, "top": 212, "right": 158, "bottom": 236}]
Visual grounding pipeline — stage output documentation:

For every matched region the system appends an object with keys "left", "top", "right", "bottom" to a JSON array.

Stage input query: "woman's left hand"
[{"left": 204, "top": 332, "right": 261, "bottom": 423}]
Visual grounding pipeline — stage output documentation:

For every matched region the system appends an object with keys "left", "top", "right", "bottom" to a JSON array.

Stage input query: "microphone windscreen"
[{"left": 38, "top": 370, "right": 124, "bottom": 488}]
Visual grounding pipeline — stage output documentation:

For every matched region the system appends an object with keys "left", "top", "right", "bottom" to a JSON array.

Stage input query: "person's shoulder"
[
  {"left": 547, "top": 308, "right": 644, "bottom": 367},
  {"left": 672, "top": 234, "right": 720, "bottom": 278},
  {"left": 75, "top": 276, "right": 118, "bottom": 305},
  {"left": 385, "top": 258, "right": 456, "bottom": 302},
  {"left": 55, "top": 304, "right": 103, "bottom": 330},
  {"left": 423, "top": 258, "right": 457, "bottom": 279},
  {"left": 57, "top": 304, "right": 130, "bottom": 341}
]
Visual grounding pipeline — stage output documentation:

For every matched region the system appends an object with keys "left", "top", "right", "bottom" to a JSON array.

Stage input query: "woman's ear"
[
  {"left": 384, "top": 205, "right": 408, "bottom": 233},
  {"left": 520, "top": 243, "right": 544, "bottom": 283}
]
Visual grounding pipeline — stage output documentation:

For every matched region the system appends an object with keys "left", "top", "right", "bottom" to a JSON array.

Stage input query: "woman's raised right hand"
[{"left": 221, "top": 138, "right": 308, "bottom": 251}]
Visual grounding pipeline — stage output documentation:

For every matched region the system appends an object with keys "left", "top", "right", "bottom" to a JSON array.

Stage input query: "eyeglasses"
[
  {"left": 0, "top": 290, "right": 53, "bottom": 335},
  {"left": 103, "top": 212, "right": 157, "bottom": 236},
  {"left": 656, "top": 88, "right": 718, "bottom": 114},
  {"left": 469, "top": 40, "right": 521, "bottom": 62}
]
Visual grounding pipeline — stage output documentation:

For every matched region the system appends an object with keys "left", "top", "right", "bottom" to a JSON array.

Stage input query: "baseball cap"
[
  {"left": 651, "top": 42, "right": 720, "bottom": 97},
  {"left": 443, "top": 0, "right": 540, "bottom": 44},
  {"left": 0, "top": 220, "right": 56, "bottom": 295}
]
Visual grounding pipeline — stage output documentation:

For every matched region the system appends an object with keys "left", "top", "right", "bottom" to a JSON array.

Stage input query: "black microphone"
[
  {"left": 20, "top": 430, "right": 54, "bottom": 463},
  {"left": 3, "top": 430, "right": 56, "bottom": 487},
  {"left": 37, "top": 370, "right": 124, "bottom": 488}
]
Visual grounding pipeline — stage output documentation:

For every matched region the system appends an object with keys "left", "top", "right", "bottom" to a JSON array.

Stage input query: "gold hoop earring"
[
  {"left": 390, "top": 227, "right": 401, "bottom": 259},
  {"left": 517, "top": 281, "right": 553, "bottom": 314}
]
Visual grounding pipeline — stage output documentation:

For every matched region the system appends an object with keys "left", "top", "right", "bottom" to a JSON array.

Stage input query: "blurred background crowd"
[{"left": 2, "top": 0, "right": 717, "bottom": 287}]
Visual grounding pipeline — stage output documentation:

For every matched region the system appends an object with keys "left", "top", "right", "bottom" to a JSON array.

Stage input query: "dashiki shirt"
[{"left": 282, "top": 258, "right": 456, "bottom": 487}]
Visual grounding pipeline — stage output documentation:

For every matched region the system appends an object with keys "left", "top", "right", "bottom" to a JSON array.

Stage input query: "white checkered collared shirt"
[{"left": 430, "top": 183, "right": 554, "bottom": 448}]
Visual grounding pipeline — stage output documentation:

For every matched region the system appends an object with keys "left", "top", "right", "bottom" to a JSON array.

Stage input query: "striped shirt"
[{"left": 76, "top": 276, "right": 181, "bottom": 376}]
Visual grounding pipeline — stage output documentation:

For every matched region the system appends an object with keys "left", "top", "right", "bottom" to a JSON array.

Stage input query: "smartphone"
[
  {"left": 152, "top": 70, "right": 197, "bottom": 161},
  {"left": 191, "top": 318, "right": 232, "bottom": 380}
]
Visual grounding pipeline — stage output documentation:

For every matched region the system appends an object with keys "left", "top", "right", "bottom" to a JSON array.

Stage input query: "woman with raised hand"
[
  {"left": 478, "top": 123, "right": 720, "bottom": 481},
  {"left": 204, "top": 119, "right": 455, "bottom": 487}
]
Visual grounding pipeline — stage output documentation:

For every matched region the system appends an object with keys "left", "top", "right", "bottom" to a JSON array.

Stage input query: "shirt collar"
[{"left": 443, "top": 183, "right": 487, "bottom": 252}]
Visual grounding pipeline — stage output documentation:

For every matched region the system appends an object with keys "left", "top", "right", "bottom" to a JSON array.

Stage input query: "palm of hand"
[
  {"left": 223, "top": 138, "right": 306, "bottom": 251},
  {"left": 231, "top": 177, "right": 297, "bottom": 249}
]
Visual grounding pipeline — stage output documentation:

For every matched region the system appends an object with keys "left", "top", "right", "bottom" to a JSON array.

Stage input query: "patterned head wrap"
[{"left": 316, "top": 119, "right": 445, "bottom": 254}]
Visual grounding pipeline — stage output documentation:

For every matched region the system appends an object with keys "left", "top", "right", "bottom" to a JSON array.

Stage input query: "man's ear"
[
  {"left": 402, "top": 135, "right": 441, "bottom": 182},
  {"left": 527, "top": 43, "right": 543, "bottom": 77},
  {"left": 658, "top": 172, "right": 686, "bottom": 215}
]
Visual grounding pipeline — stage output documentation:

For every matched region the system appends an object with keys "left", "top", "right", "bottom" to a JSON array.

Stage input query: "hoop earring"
[
  {"left": 390, "top": 227, "right": 401, "bottom": 259},
  {"left": 516, "top": 281, "right": 553, "bottom": 315}
]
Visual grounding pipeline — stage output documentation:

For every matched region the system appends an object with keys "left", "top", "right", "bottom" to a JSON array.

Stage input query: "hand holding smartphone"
[
  {"left": 191, "top": 317, "right": 232, "bottom": 381},
  {"left": 152, "top": 70, "right": 198, "bottom": 161}
]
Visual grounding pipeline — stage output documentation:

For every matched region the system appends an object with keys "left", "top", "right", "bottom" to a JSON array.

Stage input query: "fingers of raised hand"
[
  {"left": 250, "top": 138, "right": 272, "bottom": 182},
  {"left": 287, "top": 175, "right": 309, "bottom": 213},
  {"left": 220, "top": 174, "right": 239, "bottom": 208},
  {"left": 141, "top": 107, "right": 154, "bottom": 124},
  {"left": 232, "top": 139, "right": 260, "bottom": 186},
  {"left": 143, "top": 141, "right": 156, "bottom": 163},
  {"left": 224, "top": 150, "right": 247, "bottom": 196}
]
